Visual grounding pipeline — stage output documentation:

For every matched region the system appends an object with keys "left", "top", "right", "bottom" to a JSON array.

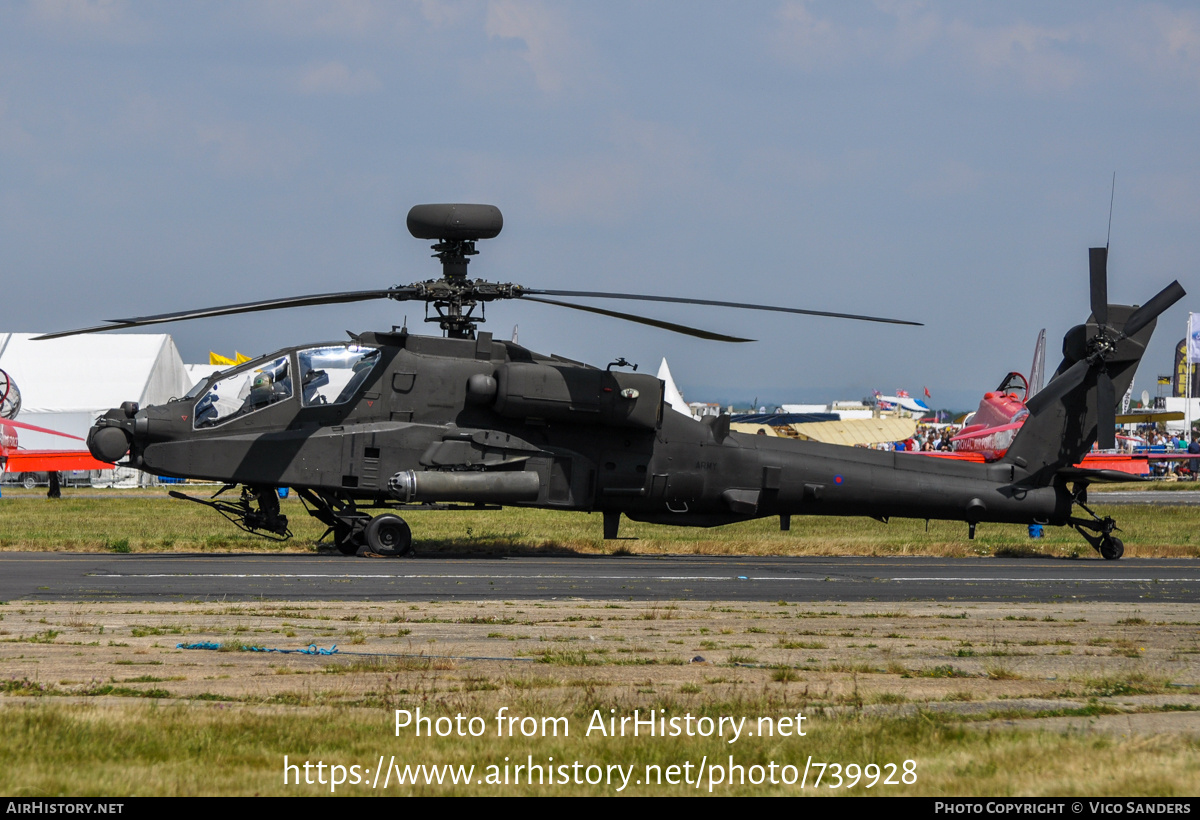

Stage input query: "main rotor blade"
[
  {"left": 1089, "top": 247, "right": 1108, "bottom": 327},
  {"left": 520, "top": 290, "right": 922, "bottom": 326},
  {"left": 521, "top": 297, "right": 755, "bottom": 342},
  {"left": 1122, "top": 280, "right": 1186, "bottom": 339},
  {"left": 0, "top": 417, "right": 85, "bottom": 440},
  {"left": 35, "top": 288, "right": 417, "bottom": 340},
  {"left": 1096, "top": 372, "right": 1116, "bottom": 450}
]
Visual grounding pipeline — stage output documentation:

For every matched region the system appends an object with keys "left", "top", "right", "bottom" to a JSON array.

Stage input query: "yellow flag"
[{"left": 209, "top": 352, "right": 254, "bottom": 365}]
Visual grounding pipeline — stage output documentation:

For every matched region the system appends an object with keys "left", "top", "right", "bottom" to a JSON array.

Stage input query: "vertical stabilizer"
[
  {"left": 1003, "top": 255, "right": 1184, "bottom": 484},
  {"left": 1028, "top": 328, "right": 1046, "bottom": 398}
]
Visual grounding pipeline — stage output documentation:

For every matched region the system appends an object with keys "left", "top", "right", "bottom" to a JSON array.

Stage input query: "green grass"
[
  {"left": 1092, "top": 481, "right": 1200, "bottom": 492},
  {"left": 1, "top": 488, "right": 1198, "bottom": 557}
]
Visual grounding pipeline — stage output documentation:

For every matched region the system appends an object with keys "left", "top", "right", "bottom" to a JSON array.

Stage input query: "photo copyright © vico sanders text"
[{"left": 936, "top": 804, "right": 1191, "bottom": 815}]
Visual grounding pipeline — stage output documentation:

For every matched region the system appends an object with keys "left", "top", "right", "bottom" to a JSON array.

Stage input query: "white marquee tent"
[
  {"left": 184, "top": 363, "right": 226, "bottom": 391},
  {"left": 0, "top": 332, "right": 191, "bottom": 452}
]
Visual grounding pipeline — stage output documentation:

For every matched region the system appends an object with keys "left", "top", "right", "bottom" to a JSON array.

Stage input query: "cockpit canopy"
[
  {"left": 191, "top": 345, "right": 379, "bottom": 429},
  {"left": 298, "top": 345, "right": 379, "bottom": 407}
]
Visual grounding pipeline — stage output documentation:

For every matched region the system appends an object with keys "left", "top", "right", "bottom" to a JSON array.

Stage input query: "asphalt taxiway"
[
  {"left": 1, "top": 553, "right": 1197, "bottom": 603},
  {"left": 1094, "top": 491, "right": 1200, "bottom": 506}
]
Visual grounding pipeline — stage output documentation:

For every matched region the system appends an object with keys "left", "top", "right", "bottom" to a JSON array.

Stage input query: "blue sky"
[{"left": 2, "top": 1, "right": 1198, "bottom": 408}]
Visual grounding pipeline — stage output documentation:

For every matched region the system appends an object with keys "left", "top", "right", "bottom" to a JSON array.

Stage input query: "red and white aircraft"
[
  {"left": 0, "top": 369, "right": 113, "bottom": 479},
  {"left": 949, "top": 371, "right": 1032, "bottom": 461},
  {"left": 944, "top": 334, "right": 1179, "bottom": 476}
]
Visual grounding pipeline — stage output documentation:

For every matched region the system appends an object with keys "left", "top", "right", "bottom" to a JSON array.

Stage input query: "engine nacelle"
[{"left": 491, "top": 363, "right": 662, "bottom": 430}]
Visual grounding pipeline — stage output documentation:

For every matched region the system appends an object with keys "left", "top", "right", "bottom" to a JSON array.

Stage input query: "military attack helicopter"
[{"left": 41, "top": 205, "right": 1183, "bottom": 559}]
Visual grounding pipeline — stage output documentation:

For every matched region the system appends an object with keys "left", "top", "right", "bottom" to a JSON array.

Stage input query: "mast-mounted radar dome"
[{"left": 406, "top": 204, "right": 502, "bottom": 242}]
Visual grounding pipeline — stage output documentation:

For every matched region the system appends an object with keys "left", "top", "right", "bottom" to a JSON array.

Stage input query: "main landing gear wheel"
[
  {"left": 364, "top": 514, "right": 413, "bottom": 557},
  {"left": 1099, "top": 536, "right": 1124, "bottom": 561}
]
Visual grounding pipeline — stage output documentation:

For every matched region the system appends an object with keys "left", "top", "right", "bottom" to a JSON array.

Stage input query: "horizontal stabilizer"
[{"left": 1056, "top": 467, "right": 1147, "bottom": 484}]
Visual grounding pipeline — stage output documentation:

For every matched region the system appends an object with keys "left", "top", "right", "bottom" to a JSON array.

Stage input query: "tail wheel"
[{"left": 364, "top": 514, "right": 413, "bottom": 557}]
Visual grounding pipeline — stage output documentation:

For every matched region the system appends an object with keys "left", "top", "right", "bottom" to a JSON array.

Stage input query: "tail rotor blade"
[
  {"left": 1026, "top": 359, "right": 1090, "bottom": 413},
  {"left": 1096, "top": 372, "right": 1116, "bottom": 450},
  {"left": 1089, "top": 247, "right": 1108, "bottom": 327},
  {"left": 1122, "top": 280, "right": 1186, "bottom": 339}
]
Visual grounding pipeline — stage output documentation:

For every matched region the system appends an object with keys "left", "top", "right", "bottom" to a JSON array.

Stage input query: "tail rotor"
[
  {"left": 1082, "top": 249, "right": 1183, "bottom": 450},
  {"left": 1006, "top": 248, "right": 1184, "bottom": 477}
]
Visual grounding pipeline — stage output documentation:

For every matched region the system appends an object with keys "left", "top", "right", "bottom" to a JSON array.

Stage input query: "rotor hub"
[{"left": 1086, "top": 328, "right": 1118, "bottom": 362}]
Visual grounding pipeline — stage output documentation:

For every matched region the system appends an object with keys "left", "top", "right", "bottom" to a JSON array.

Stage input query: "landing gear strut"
[
  {"left": 1067, "top": 485, "right": 1124, "bottom": 560},
  {"left": 332, "top": 513, "right": 372, "bottom": 555},
  {"left": 168, "top": 485, "right": 291, "bottom": 540},
  {"left": 296, "top": 489, "right": 413, "bottom": 557}
]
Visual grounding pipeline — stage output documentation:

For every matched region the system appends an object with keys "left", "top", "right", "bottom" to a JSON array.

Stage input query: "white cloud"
[
  {"left": 530, "top": 156, "right": 642, "bottom": 220},
  {"left": 484, "top": 0, "right": 580, "bottom": 93},
  {"left": 772, "top": 2, "right": 1087, "bottom": 92},
  {"left": 608, "top": 115, "right": 702, "bottom": 180},
  {"left": 1134, "top": 171, "right": 1200, "bottom": 223},
  {"left": 101, "top": 93, "right": 310, "bottom": 180},
  {"left": 743, "top": 145, "right": 883, "bottom": 188},
  {"left": 30, "top": 0, "right": 126, "bottom": 25},
  {"left": 544, "top": 117, "right": 702, "bottom": 218},
  {"left": 1158, "top": 7, "right": 1200, "bottom": 61},
  {"left": 1115, "top": 5, "right": 1200, "bottom": 86},
  {"left": 773, "top": 1, "right": 859, "bottom": 69},
  {"left": 416, "top": 0, "right": 473, "bottom": 28},
  {"left": 908, "top": 159, "right": 984, "bottom": 199},
  {"left": 0, "top": 95, "right": 36, "bottom": 156},
  {"left": 193, "top": 120, "right": 308, "bottom": 179},
  {"left": 26, "top": 0, "right": 148, "bottom": 41},
  {"left": 946, "top": 19, "right": 1084, "bottom": 92},
  {"left": 452, "top": 115, "right": 705, "bottom": 223},
  {"left": 297, "top": 61, "right": 381, "bottom": 95},
  {"left": 247, "top": 0, "right": 411, "bottom": 39}
]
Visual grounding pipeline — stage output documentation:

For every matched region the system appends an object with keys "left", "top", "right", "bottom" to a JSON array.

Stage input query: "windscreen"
[{"left": 193, "top": 355, "right": 292, "bottom": 428}]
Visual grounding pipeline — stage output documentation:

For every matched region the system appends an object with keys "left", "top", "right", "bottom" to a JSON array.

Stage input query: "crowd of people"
[
  {"left": 1130, "top": 426, "right": 1200, "bottom": 479},
  {"left": 857, "top": 421, "right": 1200, "bottom": 480},
  {"left": 861, "top": 425, "right": 959, "bottom": 452}
]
